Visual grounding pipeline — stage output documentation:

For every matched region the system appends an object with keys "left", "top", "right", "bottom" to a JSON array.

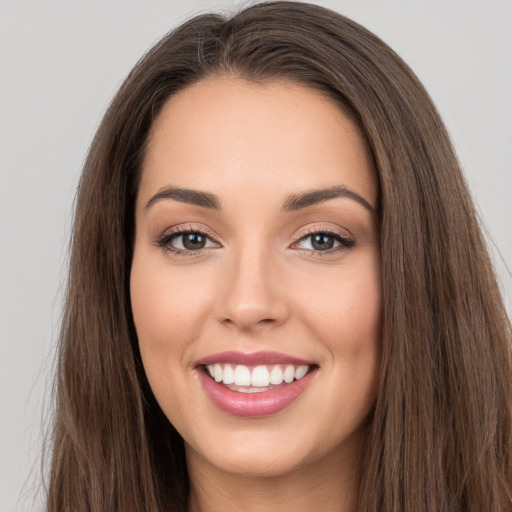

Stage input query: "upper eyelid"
[
  {"left": 293, "top": 224, "right": 354, "bottom": 240},
  {"left": 156, "top": 230, "right": 219, "bottom": 259},
  {"left": 160, "top": 225, "right": 350, "bottom": 238},
  {"left": 156, "top": 223, "right": 354, "bottom": 250},
  {"left": 155, "top": 226, "right": 221, "bottom": 254},
  {"left": 292, "top": 231, "right": 353, "bottom": 248},
  {"left": 160, "top": 224, "right": 220, "bottom": 241},
  {"left": 290, "top": 224, "right": 356, "bottom": 252}
]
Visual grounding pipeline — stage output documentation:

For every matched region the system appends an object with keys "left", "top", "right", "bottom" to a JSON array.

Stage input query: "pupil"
[
  {"left": 312, "top": 234, "right": 334, "bottom": 251},
  {"left": 183, "top": 233, "right": 206, "bottom": 250}
]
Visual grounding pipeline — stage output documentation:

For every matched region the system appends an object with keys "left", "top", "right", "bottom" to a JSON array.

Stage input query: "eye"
[
  {"left": 293, "top": 231, "right": 355, "bottom": 253},
  {"left": 158, "top": 229, "right": 219, "bottom": 254}
]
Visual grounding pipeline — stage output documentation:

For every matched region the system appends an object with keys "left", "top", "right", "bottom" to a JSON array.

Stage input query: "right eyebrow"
[{"left": 145, "top": 187, "right": 221, "bottom": 210}]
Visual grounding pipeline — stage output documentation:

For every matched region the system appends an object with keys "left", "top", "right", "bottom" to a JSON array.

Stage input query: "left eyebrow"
[{"left": 282, "top": 186, "right": 376, "bottom": 214}]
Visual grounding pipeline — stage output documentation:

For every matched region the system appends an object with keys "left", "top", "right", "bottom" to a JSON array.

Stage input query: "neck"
[{"left": 186, "top": 432, "right": 364, "bottom": 512}]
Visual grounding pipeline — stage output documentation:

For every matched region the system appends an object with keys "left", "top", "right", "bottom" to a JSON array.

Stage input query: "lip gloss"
[
  {"left": 196, "top": 351, "right": 314, "bottom": 367},
  {"left": 195, "top": 352, "right": 318, "bottom": 417}
]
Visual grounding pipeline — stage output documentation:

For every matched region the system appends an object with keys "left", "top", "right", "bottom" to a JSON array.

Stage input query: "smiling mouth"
[
  {"left": 194, "top": 351, "right": 319, "bottom": 417},
  {"left": 203, "top": 363, "right": 315, "bottom": 393}
]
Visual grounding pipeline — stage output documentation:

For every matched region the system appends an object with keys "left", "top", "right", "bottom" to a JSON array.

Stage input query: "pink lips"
[{"left": 194, "top": 351, "right": 318, "bottom": 418}]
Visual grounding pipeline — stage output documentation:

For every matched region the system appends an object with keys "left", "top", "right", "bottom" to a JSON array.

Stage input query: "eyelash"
[
  {"left": 156, "top": 226, "right": 219, "bottom": 258},
  {"left": 292, "top": 227, "right": 356, "bottom": 255},
  {"left": 156, "top": 226, "right": 355, "bottom": 257}
]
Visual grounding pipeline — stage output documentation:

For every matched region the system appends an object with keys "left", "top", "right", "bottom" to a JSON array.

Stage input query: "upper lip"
[{"left": 194, "top": 351, "right": 316, "bottom": 367}]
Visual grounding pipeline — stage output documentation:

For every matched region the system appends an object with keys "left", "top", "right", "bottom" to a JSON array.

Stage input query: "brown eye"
[
  {"left": 158, "top": 230, "right": 218, "bottom": 254},
  {"left": 181, "top": 233, "right": 207, "bottom": 250}
]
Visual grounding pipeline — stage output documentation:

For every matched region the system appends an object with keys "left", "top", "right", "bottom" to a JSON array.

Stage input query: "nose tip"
[
  {"left": 221, "top": 303, "right": 282, "bottom": 331},
  {"left": 215, "top": 254, "right": 289, "bottom": 332}
]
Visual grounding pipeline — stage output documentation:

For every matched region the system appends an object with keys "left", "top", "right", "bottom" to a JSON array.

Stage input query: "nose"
[{"left": 214, "top": 245, "right": 290, "bottom": 332}]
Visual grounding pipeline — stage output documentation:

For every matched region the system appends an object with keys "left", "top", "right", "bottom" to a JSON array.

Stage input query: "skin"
[{"left": 130, "top": 77, "right": 381, "bottom": 512}]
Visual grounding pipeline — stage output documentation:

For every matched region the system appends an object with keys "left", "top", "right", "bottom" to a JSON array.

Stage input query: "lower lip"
[{"left": 197, "top": 367, "right": 317, "bottom": 418}]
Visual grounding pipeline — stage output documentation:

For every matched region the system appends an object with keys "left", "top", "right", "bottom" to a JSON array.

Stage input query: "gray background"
[{"left": 1, "top": 0, "right": 510, "bottom": 510}]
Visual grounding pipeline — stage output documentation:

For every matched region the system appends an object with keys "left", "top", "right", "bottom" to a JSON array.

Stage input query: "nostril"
[
  {"left": 220, "top": 309, "right": 281, "bottom": 330},
  {"left": 214, "top": 278, "right": 290, "bottom": 329},
  {"left": 221, "top": 316, "right": 279, "bottom": 331}
]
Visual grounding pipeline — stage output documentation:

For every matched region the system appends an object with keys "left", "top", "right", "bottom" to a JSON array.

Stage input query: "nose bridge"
[{"left": 216, "top": 238, "right": 288, "bottom": 330}]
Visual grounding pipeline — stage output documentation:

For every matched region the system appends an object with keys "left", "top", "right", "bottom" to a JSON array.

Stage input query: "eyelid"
[
  {"left": 156, "top": 224, "right": 221, "bottom": 254},
  {"left": 159, "top": 223, "right": 219, "bottom": 239},
  {"left": 290, "top": 224, "right": 356, "bottom": 253},
  {"left": 155, "top": 223, "right": 355, "bottom": 257},
  {"left": 293, "top": 223, "right": 354, "bottom": 242}
]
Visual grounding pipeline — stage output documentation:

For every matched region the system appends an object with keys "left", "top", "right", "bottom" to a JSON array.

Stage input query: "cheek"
[
  {"left": 300, "top": 262, "right": 381, "bottom": 351},
  {"left": 295, "top": 258, "right": 382, "bottom": 405},
  {"left": 129, "top": 253, "right": 215, "bottom": 427},
  {"left": 129, "top": 254, "right": 213, "bottom": 418},
  {"left": 130, "top": 254, "right": 212, "bottom": 355}
]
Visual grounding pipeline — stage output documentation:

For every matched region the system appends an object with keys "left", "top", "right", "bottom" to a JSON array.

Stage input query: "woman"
[{"left": 46, "top": 2, "right": 512, "bottom": 511}]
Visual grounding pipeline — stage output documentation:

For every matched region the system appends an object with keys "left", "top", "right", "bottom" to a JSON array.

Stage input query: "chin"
[
  {"left": 190, "top": 441, "right": 311, "bottom": 478},
  {"left": 183, "top": 415, "right": 367, "bottom": 480}
]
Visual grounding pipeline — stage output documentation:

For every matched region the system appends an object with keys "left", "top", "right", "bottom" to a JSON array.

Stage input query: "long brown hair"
[{"left": 47, "top": 2, "right": 512, "bottom": 510}]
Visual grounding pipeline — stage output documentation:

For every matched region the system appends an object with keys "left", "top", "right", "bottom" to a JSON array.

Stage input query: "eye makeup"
[
  {"left": 291, "top": 225, "right": 355, "bottom": 256},
  {"left": 156, "top": 224, "right": 221, "bottom": 258},
  {"left": 155, "top": 223, "right": 356, "bottom": 259}
]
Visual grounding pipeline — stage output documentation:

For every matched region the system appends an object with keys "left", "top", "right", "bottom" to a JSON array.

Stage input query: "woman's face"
[{"left": 131, "top": 78, "right": 381, "bottom": 477}]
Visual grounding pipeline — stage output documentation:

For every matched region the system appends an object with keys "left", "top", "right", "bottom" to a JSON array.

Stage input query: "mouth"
[
  {"left": 203, "top": 362, "right": 313, "bottom": 392},
  {"left": 194, "top": 351, "right": 318, "bottom": 417}
]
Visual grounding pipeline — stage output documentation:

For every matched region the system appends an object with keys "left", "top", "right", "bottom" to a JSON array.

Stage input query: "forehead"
[{"left": 138, "top": 77, "right": 376, "bottom": 210}]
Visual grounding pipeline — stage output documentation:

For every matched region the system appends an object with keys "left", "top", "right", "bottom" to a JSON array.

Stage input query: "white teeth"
[
  {"left": 283, "top": 365, "right": 295, "bottom": 383},
  {"left": 234, "top": 365, "right": 251, "bottom": 386},
  {"left": 205, "top": 363, "right": 311, "bottom": 387},
  {"left": 214, "top": 363, "right": 223, "bottom": 382},
  {"left": 295, "top": 365, "right": 309, "bottom": 380},
  {"left": 223, "top": 364, "right": 234, "bottom": 384},
  {"left": 270, "top": 365, "right": 284, "bottom": 385},
  {"left": 251, "top": 365, "right": 270, "bottom": 387}
]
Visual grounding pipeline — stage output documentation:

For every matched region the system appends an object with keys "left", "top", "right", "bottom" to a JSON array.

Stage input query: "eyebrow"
[
  {"left": 145, "top": 185, "right": 375, "bottom": 214},
  {"left": 145, "top": 187, "right": 221, "bottom": 210},
  {"left": 282, "top": 186, "right": 375, "bottom": 214}
]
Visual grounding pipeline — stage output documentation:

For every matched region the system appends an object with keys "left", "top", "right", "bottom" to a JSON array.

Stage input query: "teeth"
[
  {"left": 283, "top": 365, "right": 295, "bottom": 383},
  {"left": 234, "top": 365, "right": 251, "bottom": 386},
  {"left": 270, "top": 365, "right": 284, "bottom": 385},
  {"left": 214, "top": 363, "right": 223, "bottom": 383},
  {"left": 251, "top": 365, "right": 270, "bottom": 387},
  {"left": 205, "top": 363, "right": 311, "bottom": 387},
  {"left": 295, "top": 365, "right": 309, "bottom": 379},
  {"left": 223, "top": 364, "right": 234, "bottom": 384}
]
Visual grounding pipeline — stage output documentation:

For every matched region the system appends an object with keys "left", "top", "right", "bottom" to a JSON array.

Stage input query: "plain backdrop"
[{"left": 1, "top": 0, "right": 511, "bottom": 510}]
